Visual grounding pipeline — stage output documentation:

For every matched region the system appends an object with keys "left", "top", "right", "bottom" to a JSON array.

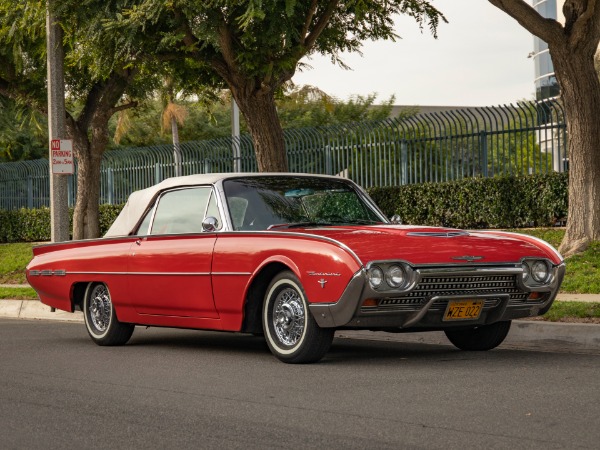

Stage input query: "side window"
[
  {"left": 150, "top": 187, "right": 212, "bottom": 235},
  {"left": 135, "top": 208, "right": 154, "bottom": 235}
]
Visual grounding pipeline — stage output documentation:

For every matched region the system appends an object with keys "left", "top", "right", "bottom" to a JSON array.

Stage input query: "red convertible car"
[{"left": 27, "top": 173, "right": 565, "bottom": 363}]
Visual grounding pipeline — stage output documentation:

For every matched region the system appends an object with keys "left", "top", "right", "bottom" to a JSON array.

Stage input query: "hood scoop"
[{"left": 406, "top": 231, "right": 470, "bottom": 238}]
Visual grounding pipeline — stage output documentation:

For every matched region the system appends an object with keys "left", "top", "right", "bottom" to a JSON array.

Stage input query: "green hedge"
[
  {"left": 0, "top": 173, "right": 568, "bottom": 243},
  {"left": 0, "top": 204, "right": 125, "bottom": 243},
  {"left": 367, "top": 172, "right": 568, "bottom": 229}
]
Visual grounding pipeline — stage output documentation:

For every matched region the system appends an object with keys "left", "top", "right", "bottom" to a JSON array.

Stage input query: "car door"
[{"left": 128, "top": 186, "right": 221, "bottom": 318}]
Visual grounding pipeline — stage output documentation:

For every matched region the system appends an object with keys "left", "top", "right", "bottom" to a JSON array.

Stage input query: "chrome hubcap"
[
  {"left": 273, "top": 287, "right": 305, "bottom": 346},
  {"left": 89, "top": 285, "right": 111, "bottom": 332}
]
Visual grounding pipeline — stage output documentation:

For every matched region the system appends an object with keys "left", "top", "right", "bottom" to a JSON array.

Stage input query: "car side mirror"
[
  {"left": 390, "top": 214, "right": 402, "bottom": 224},
  {"left": 202, "top": 216, "right": 219, "bottom": 232}
]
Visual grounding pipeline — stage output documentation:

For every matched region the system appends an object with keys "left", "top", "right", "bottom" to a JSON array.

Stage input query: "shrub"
[
  {"left": 367, "top": 172, "right": 568, "bottom": 229},
  {"left": 0, "top": 204, "right": 125, "bottom": 243},
  {"left": 0, "top": 173, "right": 569, "bottom": 242}
]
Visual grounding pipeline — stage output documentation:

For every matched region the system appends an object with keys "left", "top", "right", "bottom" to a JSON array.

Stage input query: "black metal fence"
[{"left": 0, "top": 100, "right": 567, "bottom": 209}]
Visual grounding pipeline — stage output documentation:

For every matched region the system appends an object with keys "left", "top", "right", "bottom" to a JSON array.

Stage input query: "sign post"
[{"left": 46, "top": 1, "right": 70, "bottom": 243}]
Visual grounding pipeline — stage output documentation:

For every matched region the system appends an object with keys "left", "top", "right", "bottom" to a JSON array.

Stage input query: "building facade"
[{"left": 531, "top": 0, "right": 563, "bottom": 100}]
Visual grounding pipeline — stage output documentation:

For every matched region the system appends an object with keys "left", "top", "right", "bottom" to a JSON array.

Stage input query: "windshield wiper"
[
  {"left": 268, "top": 222, "right": 327, "bottom": 230},
  {"left": 268, "top": 219, "right": 381, "bottom": 230}
]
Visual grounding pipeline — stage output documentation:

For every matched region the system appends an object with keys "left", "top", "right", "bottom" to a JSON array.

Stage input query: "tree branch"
[
  {"left": 487, "top": 0, "right": 563, "bottom": 46},
  {"left": 303, "top": 0, "right": 339, "bottom": 51},
  {"left": 300, "top": 0, "right": 319, "bottom": 45},
  {"left": 109, "top": 101, "right": 138, "bottom": 115}
]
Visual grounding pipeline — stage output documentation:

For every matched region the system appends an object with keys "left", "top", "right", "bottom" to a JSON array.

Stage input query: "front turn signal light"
[{"left": 362, "top": 298, "right": 379, "bottom": 307}]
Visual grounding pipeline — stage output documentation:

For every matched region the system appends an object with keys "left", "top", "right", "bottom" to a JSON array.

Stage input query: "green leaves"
[
  {"left": 0, "top": 204, "right": 125, "bottom": 243},
  {"left": 368, "top": 172, "right": 569, "bottom": 229}
]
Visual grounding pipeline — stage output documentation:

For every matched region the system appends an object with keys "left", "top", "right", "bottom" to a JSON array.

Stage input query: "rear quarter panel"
[{"left": 27, "top": 238, "right": 135, "bottom": 313}]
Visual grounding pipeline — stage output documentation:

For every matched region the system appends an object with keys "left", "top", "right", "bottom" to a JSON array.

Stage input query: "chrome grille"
[{"left": 363, "top": 273, "right": 529, "bottom": 313}]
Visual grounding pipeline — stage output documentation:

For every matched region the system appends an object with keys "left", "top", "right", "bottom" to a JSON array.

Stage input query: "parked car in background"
[{"left": 27, "top": 173, "right": 565, "bottom": 363}]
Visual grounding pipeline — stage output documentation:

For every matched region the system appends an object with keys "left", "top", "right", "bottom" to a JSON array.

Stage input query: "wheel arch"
[
  {"left": 71, "top": 282, "right": 89, "bottom": 312},
  {"left": 241, "top": 261, "right": 292, "bottom": 334}
]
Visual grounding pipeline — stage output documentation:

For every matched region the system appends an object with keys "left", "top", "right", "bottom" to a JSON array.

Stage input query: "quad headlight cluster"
[
  {"left": 367, "top": 262, "right": 417, "bottom": 292},
  {"left": 521, "top": 258, "right": 554, "bottom": 288}
]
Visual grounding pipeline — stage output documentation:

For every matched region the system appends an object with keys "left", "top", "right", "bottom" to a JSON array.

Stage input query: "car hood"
[{"left": 284, "top": 225, "right": 558, "bottom": 266}]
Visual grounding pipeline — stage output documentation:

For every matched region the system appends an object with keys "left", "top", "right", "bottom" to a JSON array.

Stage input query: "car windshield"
[{"left": 223, "top": 176, "right": 386, "bottom": 231}]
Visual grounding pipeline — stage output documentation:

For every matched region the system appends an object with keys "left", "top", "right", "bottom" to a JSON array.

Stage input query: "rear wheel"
[
  {"left": 444, "top": 321, "right": 511, "bottom": 351},
  {"left": 84, "top": 282, "right": 134, "bottom": 346},
  {"left": 263, "top": 271, "right": 334, "bottom": 363}
]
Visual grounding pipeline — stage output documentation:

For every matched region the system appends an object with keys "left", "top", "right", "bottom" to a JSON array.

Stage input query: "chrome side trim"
[
  {"left": 212, "top": 272, "right": 252, "bottom": 276},
  {"left": 67, "top": 271, "right": 210, "bottom": 276},
  {"left": 55, "top": 271, "right": 251, "bottom": 277}
]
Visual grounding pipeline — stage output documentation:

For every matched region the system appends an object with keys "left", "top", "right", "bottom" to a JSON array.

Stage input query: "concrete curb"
[
  {"left": 2, "top": 299, "right": 600, "bottom": 353},
  {"left": 0, "top": 300, "right": 83, "bottom": 322}
]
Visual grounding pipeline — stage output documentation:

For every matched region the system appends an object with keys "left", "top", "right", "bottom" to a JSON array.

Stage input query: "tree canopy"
[
  {"left": 109, "top": 0, "right": 446, "bottom": 171},
  {"left": 0, "top": 0, "right": 167, "bottom": 238}
]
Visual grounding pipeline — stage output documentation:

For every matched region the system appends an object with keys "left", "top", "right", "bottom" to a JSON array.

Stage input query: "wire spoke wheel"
[
  {"left": 88, "top": 284, "right": 112, "bottom": 333},
  {"left": 273, "top": 288, "right": 305, "bottom": 346},
  {"left": 83, "top": 282, "right": 134, "bottom": 346},
  {"left": 263, "top": 271, "right": 334, "bottom": 364}
]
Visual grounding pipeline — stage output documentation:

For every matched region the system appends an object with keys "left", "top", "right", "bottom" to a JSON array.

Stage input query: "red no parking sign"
[{"left": 51, "top": 139, "right": 74, "bottom": 174}]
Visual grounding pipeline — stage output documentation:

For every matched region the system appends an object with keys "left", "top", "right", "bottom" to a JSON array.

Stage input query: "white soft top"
[
  {"left": 104, "top": 172, "right": 337, "bottom": 237},
  {"left": 104, "top": 173, "right": 243, "bottom": 237}
]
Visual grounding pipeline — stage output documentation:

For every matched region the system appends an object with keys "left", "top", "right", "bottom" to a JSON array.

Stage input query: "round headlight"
[
  {"left": 368, "top": 266, "right": 384, "bottom": 289},
  {"left": 522, "top": 262, "right": 530, "bottom": 282},
  {"left": 386, "top": 265, "right": 406, "bottom": 288},
  {"left": 531, "top": 260, "right": 550, "bottom": 283}
]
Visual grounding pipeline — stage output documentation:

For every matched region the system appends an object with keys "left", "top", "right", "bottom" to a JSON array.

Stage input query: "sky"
[{"left": 292, "top": 0, "right": 535, "bottom": 107}]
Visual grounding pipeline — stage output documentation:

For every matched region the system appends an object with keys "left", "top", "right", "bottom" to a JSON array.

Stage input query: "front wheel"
[
  {"left": 263, "top": 271, "right": 334, "bottom": 363},
  {"left": 84, "top": 282, "right": 134, "bottom": 346},
  {"left": 444, "top": 321, "right": 511, "bottom": 351}
]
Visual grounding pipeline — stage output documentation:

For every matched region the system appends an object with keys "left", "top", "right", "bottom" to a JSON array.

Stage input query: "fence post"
[
  {"left": 154, "top": 163, "right": 162, "bottom": 184},
  {"left": 325, "top": 145, "right": 333, "bottom": 175},
  {"left": 107, "top": 168, "right": 114, "bottom": 205},
  {"left": 401, "top": 140, "right": 408, "bottom": 185},
  {"left": 27, "top": 176, "right": 33, "bottom": 208},
  {"left": 479, "top": 131, "right": 488, "bottom": 177}
]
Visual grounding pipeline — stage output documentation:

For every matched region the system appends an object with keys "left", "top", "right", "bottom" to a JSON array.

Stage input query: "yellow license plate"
[{"left": 443, "top": 300, "right": 484, "bottom": 321}]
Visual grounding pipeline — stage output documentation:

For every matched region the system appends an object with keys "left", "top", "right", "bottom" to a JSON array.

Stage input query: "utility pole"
[{"left": 46, "top": 1, "right": 70, "bottom": 242}]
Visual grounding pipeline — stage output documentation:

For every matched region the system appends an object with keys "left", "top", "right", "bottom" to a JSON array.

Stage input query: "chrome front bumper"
[{"left": 309, "top": 263, "right": 566, "bottom": 330}]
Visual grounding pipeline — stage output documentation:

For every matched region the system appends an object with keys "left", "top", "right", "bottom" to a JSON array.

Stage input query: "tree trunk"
[
  {"left": 66, "top": 72, "right": 134, "bottom": 240},
  {"left": 71, "top": 137, "right": 102, "bottom": 240},
  {"left": 231, "top": 87, "right": 288, "bottom": 172},
  {"left": 487, "top": 0, "right": 600, "bottom": 257},
  {"left": 553, "top": 48, "right": 600, "bottom": 257}
]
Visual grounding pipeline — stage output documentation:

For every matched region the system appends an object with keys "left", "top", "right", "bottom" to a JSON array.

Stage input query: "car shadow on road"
[{"left": 113, "top": 326, "right": 594, "bottom": 366}]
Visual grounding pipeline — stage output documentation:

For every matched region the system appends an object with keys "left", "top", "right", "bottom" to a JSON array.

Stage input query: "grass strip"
[
  {"left": 0, "top": 286, "right": 38, "bottom": 300},
  {"left": 543, "top": 301, "right": 600, "bottom": 322},
  {"left": 0, "top": 243, "right": 34, "bottom": 284}
]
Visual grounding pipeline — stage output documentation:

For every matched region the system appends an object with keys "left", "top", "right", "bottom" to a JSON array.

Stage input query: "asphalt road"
[{"left": 1, "top": 318, "right": 599, "bottom": 450}]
